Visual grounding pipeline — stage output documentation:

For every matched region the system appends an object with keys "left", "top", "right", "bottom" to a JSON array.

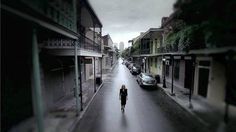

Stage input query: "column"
[
  {"left": 74, "top": 41, "right": 81, "bottom": 114},
  {"left": 171, "top": 56, "right": 175, "bottom": 96},
  {"left": 94, "top": 57, "right": 96, "bottom": 93},
  {"left": 32, "top": 28, "right": 44, "bottom": 132},
  {"left": 93, "top": 24, "right": 95, "bottom": 51}
]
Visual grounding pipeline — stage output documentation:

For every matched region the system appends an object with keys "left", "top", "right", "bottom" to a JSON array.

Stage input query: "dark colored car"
[
  {"left": 137, "top": 73, "right": 157, "bottom": 87},
  {"left": 125, "top": 61, "right": 131, "bottom": 67},
  {"left": 128, "top": 63, "right": 134, "bottom": 70},
  {"left": 130, "top": 66, "right": 141, "bottom": 75},
  {"left": 122, "top": 60, "right": 127, "bottom": 65}
]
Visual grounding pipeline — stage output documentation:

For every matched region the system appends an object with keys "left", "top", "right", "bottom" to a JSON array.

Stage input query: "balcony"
[
  {"left": 80, "top": 35, "right": 101, "bottom": 53},
  {"left": 156, "top": 44, "right": 178, "bottom": 53},
  {"left": 41, "top": 36, "right": 101, "bottom": 54},
  {"left": 141, "top": 49, "right": 150, "bottom": 54},
  {"left": 41, "top": 39, "right": 75, "bottom": 49},
  {"left": 4, "top": 0, "right": 76, "bottom": 32}
]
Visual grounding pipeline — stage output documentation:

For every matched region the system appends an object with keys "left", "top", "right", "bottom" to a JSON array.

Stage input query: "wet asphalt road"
[{"left": 73, "top": 60, "right": 208, "bottom": 132}]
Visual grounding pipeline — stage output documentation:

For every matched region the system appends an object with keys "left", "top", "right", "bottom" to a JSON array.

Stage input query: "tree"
[{"left": 174, "top": 0, "right": 236, "bottom": 47}]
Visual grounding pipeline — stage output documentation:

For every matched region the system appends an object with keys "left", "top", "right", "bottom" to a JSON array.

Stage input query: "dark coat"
[{"left": 120, "top": 89, "right": 128, "bottom": 105}]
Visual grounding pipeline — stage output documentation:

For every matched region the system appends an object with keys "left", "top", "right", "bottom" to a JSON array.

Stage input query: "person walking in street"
[{"left": 119, "top": 85, "right": 128, "bottom": 112}]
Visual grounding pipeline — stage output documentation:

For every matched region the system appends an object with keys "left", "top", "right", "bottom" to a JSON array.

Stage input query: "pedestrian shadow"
[{"left": 120, "top": 113, "right": 128, "bottom": 128}]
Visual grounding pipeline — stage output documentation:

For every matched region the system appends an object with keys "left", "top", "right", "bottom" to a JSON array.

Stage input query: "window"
[{"left": 174, "top": 60, "right": 180, "bottom": 79}]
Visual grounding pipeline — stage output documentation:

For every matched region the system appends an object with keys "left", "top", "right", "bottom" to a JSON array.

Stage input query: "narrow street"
[{"left": 73, "top": 60, "right": 208, "bottom": 132}]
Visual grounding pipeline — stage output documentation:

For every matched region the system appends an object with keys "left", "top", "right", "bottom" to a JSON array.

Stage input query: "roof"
[
  {"left": 161, "top": 10, "right": 179, "bottom": 28},
  {"left": 133, "top": 28, "right": 163, "bottom": 44},
  {"left": 83, "top": 0, "right": 103, "bottom": 27}
]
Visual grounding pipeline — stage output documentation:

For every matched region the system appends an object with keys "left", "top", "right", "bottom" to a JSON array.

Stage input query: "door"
[
  {"left": 198, "top": 68, "right": 209, "bottom": 97},
  {"left": 184, "top": 61, "right": 193, "bottom": 89}
]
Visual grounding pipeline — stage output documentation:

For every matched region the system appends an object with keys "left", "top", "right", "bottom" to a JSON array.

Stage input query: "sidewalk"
[
  {"left": 43, "top": 61, "right": 119, "bottom": 132},
  {"left": 157, "top": 83, "right": 236, "bottom": 132},
  {"left": 10, "top": 62, "right": 119, "bottom": 132},
  {"left": 102, "top": 60, "right": 118, "bottom": 82}
]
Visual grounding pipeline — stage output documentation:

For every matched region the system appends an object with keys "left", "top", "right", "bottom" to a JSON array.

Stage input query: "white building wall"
[
  {"left": 157, "top": 57, "right": 163, "bottom": 76},
  {"left": 193, "top": 57, "right": 236, "bottom": 116},
  {"left": 207, "top": 60, "right": 226, "bottom": 106}
]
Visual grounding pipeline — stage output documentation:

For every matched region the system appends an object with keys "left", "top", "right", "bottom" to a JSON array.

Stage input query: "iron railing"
[
  {"left": 42, "top": 36, "right": 101, "bottom": 53},
  {"left": 8, "top": 0, "right": 77, "bottom": 32},
  {"left": 79, "top": 35, "right": 101, "bottom": 53},
  {"left": 141, "top": 49, "right": 150, "bottom": 54}
]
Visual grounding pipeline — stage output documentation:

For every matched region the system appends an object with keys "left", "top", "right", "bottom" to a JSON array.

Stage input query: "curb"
[
  {"left": 157, "top": 84, "right": 209, "bottom": 127},
  {"left": 69, "top": 82, "right": 104, "bottom": 132}
]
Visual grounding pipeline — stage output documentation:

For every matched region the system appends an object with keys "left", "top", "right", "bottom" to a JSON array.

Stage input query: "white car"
[{"left": 137, "top": 73, "right": 157, "bottom": 87}]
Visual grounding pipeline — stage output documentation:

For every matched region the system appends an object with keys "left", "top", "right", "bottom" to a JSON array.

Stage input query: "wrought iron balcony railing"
[
  {"left": 6, "top": 0, "right": 77, "bottom": 32},
  {"left": 79, "top": 35, "right": 101, "bottom": 53},
  {"left": 42, "top": 39, "right": 75, "bottom": 49},
  {"left": 42, "top": 36, "right": 101, "bottom": 53},
  {"left": 141, "top": 49, "right": 150, "bottom": 54}
]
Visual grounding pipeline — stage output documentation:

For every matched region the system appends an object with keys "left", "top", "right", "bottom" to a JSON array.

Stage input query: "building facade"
[
  {"left": 130, "top": 13, "right": 236, "bottom": 119},
  {"left": 119, "top": 42, "right": 124, "bottom": 51},
  {"left": 2, "top": 0, "right": 103, "bottom": 131},
  {"left": 131, "top": 28, "right": 163, "bottom": 76},
  {"left": 102, "top": 34, "right": 117, "bottom": 71}
]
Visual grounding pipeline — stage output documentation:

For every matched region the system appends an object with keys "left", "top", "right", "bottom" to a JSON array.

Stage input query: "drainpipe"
[
  {"left": 32, "top": 28, "right": 44, "bottom": 132},
  {"left": 74, "top": 41, "right": 81, "bottom": 114},
  {"left": 94, "top": 57, "right": 96, "bottom": 93}
]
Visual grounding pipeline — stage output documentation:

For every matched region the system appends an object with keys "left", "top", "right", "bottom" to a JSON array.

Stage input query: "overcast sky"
[{"left": 89, "top": 0, "right": 175, "bottom": 48}]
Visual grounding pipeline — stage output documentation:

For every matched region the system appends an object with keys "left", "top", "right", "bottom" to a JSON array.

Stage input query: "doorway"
[
  {"left": 197, "top": 60, "right": 210, "bottom": 98},
  {"left": 184, "top": 60, "right": 193, "bottom": 89}
]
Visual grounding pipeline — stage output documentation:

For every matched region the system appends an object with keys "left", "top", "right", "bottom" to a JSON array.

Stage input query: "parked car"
[
  {"left": 128, "top": 63, "right": 134, "bottom": 70},
  {"left": 137, "top": 73, "right": 157, "bottom": 88},
  {"left": 130, "top": 65, "right": 141, "bottom": 75},
  {"left": 122, "top": 60, "right": 127, "bottom": 65},
  {"left": 125, "top": 61, "right": 131, "bottom": 67}
]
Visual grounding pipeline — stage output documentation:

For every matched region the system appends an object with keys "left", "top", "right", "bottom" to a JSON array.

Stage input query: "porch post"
[
  {"left": 189, "top": 55, "right": 195, "bottom": 108},
  {"left": 74, "top": 41, "right": 81, "bottom": 114},
  {"left": 171, "top": 56, "right": 175, "bottom": 96},
  {"left": 94, "top": 57, "right": 96, "bottom": 93},
  {"left": 100, "top": 28, "right": 102, "bottom": 45},
  {"left": 162, "top": 56, "right": 167, "bottom": 88},
  {"left": 32, "top": 28, "right": 44, "bottom": 132},
  {"left": 93, "top": 24, "right": 95, "bottom": 51},
  {"left": 79, "top": 57, "right": 83, "bottom": 111},
  {"left": 101, "top": 56, "right": 103, "bottom": 82}
]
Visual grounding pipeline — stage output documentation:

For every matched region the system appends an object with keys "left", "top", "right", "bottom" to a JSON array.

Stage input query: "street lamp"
[
  {"left": 144, "top": 57, "right": 147, "bottom": 73},
  {"left": 162, "top": 58, "right": 167, "bottom": 88},
  {"left": 110, "top": 56, "right": 113, "bottom": 66}
]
